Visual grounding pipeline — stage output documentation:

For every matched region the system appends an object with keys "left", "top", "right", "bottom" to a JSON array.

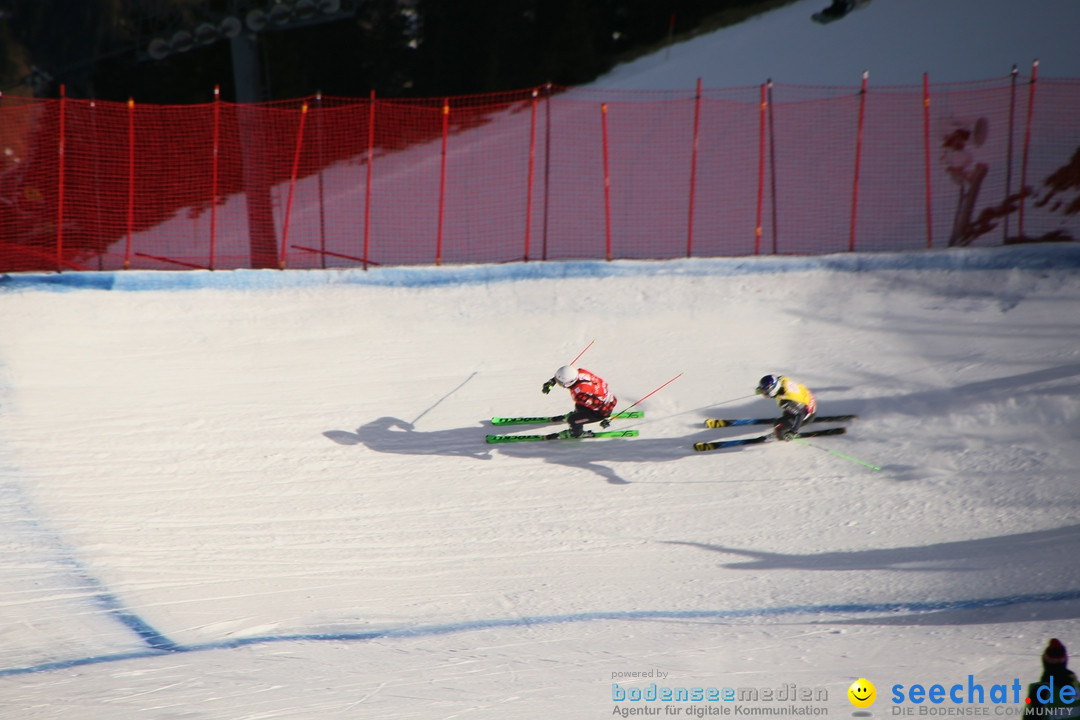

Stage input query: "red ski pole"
[
  {"left": 616, "top": 372, "right": 683, "bottom": 416},
  {"left": 568, "top": 339, "right": 595, "bottom": 367}
]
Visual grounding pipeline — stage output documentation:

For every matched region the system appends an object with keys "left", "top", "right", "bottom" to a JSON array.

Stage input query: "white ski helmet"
[{"left": 555, "top": 365, "right": 578, "bottom": 387}]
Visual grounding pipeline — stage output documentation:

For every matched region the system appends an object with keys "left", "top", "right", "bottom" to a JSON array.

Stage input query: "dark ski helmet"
[{"left": 757, "top": 375, "right": 781, "bottom": 397}]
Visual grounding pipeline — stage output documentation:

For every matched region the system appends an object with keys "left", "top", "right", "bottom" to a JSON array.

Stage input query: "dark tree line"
[{"left": 1, "top": 0, "right": 794, "bottom": 103}]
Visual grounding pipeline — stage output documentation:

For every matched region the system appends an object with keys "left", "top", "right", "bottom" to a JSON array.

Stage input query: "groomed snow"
[
  {"left": 3, "top": 0, "right": 1080, "bottom": 717},
  {"left": 589, "top": 0, "right": 1080, "bottom": 89},
  {"left": 2, "top": 245, "right": 1079, "bottom": 718}
]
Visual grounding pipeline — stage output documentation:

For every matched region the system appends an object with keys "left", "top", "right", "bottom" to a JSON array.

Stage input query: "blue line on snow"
[
  {"left": 89, "top": 595, "right": 179, "bottom": 653},
  {"left": 2, "top": 589, "right": 1079, "bottom": 677},
  {"left": 0, "top": 483, "right": 179, "bottom": 655}
]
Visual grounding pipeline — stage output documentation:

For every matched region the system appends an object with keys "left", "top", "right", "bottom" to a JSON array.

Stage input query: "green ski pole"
[{"left": 792, "top": 437, "right": 881, "bottom": 471}]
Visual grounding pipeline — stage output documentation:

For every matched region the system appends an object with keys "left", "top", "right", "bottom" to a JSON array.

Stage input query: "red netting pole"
[
  {"left": 280, "top": 101, "right": 309, "bottom": 270},
  {"left": 601, "top": 102, "right": 612, "bottom": 261},
  {"left": 849, "top": 71, "right": 868, "bottom": 253},
  {"left": 210, "top": 86, "right": 221, "bottom": 270},
  {"left": 1003, "top": 65, "right": 1019, "bottom": 242},
  {"left": 755, "top": 81, "right": 767, "bottom": 255},
  {"left": 125, "top": 97, "right": 135, "bottom": 269},
  {"left": 767, "top": 80, "right": 778, "bottom": 254},
  {"left": 542, "top": 82, "right": 553, "bottom": 261},
  {"left": 363, "top": 89, "right": 375, "bottom": 270},
  {"left": 525, "top": 88, "right": 538, "bottom": 261},
  {"left": 922, "top": 73, "right": 933, "bottom": 249},
  {"left": 436, "top": 98, "right": 449, "bottom": 266},
  {"left": 1018, "top": 59, "right": 1038, "bottom": 239},
  {"left": 687, "top": 77, "right": 702, "bottom": 258},
  {"left": 315, "top": 92, "right": 326, "bottom": 269},
  {"left": 57, "top": 86, "right": 66, "bottom": 272}
]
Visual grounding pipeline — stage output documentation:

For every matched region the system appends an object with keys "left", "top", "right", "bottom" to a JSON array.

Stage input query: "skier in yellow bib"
[{"left": 756, "top": 374, "right": 817, "bottom": 441}]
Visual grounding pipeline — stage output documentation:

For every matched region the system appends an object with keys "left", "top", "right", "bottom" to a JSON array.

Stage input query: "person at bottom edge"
[
  {"left": 542, "top": 365, "right": 616, "bottom": 438},
  {"left": 1023, "top": 638, "right": 1080, "bottom": 719},
  {"left": 756, "top": 374, "right": 817, "bottom": 441}
]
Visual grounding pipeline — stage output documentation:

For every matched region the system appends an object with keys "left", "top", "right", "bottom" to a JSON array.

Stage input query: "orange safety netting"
[{"left": 1, "top": 76, "right": 1078, "bottom": 272}]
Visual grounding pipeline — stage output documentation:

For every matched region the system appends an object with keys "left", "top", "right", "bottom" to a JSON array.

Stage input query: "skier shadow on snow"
[
  {"left": 325, "top": 418, "right": 729, "bottom": 480},
  {"left": 325, "top": 372, "right": 490, "bottom": 457},
  {"left": 323, "top": 412, "right": 908, "bottom": 484},
  {"left": 324, "top": 416, "right": 493, "bottom": 460},
  {"left": 886, "top": 362, "right": 1080, "bottom": 419},
  {"left": 665, "top": 524, "right": 1080, "bottom": 574},
  {"left": 664, "top": 525, "right": 1080, "bottom": 624},
  {"left": 490, "top": 425, "right": 747, "bottom": 486}
]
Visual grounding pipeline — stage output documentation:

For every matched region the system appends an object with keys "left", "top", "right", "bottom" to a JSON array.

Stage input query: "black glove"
[
  {"left": 600, "top": 418, "right": 611, "bottom": 428},
  {"left": 542, "top": 379, "right": 555, "bottom": 395}
]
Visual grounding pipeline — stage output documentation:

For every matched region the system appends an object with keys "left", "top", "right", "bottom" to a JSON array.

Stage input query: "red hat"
[{"left": 1043, "top": 639, "right": 1068, "bottom": 666}]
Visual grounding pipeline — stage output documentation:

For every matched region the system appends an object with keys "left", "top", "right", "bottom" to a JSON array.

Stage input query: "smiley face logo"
[{"left": 848, "top": 678, "right": 876, "bottom": 708}]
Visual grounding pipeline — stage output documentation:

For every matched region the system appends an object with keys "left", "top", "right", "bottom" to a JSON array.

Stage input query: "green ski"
[
  {"left": 486, "top": 429, "right": 639, "bottom": 444},
  {"left": 491, "top": 410, "right": 643, "bottom": 426}
]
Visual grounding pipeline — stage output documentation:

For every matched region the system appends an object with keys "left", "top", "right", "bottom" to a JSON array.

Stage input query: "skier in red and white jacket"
[{"left": 542, "top": 366, "right": 617, "bottom": 438}]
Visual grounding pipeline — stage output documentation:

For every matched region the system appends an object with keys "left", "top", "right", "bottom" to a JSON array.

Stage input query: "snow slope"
[
  {"left": 3, "top": 0, "right": 1080, "bottom": 717},
  {"left": 2, "top": 245, "right": 1079, "bottom": 719},
  {"left": 591, "top": 0, "right": 1080, "bottom": 89}
]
